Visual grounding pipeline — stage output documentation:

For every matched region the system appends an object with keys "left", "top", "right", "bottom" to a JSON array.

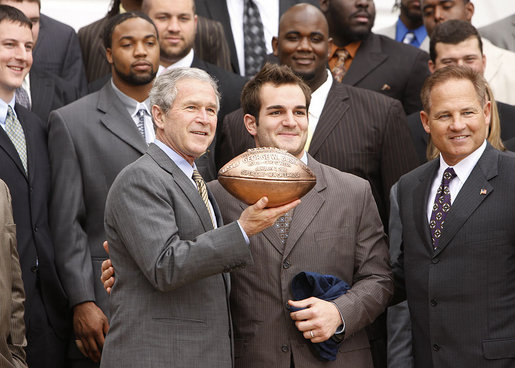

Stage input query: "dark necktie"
[
  {"left": 331, "top": 48, "right": 350, "bottom": 83},
  {"left": 192, "top": 170, "right": 215, "bottom": 228},
  {"left": 5, "top": 106, "right": 28, "bottom": 175},
  {"left": 243, "top": 0, "right": 266, "bottom": 76},
  {"left": 135, "top": 109, "right": 146, "bottom": 141},
  {"left": 16, "top": 87, "right": 31, "bottom": 110},
  {"left": 275, "top": 210, "right": 293, "bottom": 246},
  {"left": 429, "top": 167, "right": 456, "bottom": 249}
]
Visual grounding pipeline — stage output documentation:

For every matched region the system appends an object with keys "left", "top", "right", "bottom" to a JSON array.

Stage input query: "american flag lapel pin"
[{"left": 480, "top": 189, "right": 487, "bottom": 195}]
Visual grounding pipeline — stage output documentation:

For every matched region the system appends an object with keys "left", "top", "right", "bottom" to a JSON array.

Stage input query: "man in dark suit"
[
  {"left": 0, "top": 180, "right": 28, "bottom": 368},
  {"left": 101, "top": 66, "right": 298, "bottom": 368},
  {"left": 407, "top": 20, "right": 515, "bottom": 164},
  {"left": 195, "top": 0, "right": 319, "bottom": 75},
  {"left": 48, "top": 12, "right": 161, "bottom": 368},
  {"left": 0, "top": 0, "right": 87, "bottom": 95},
  {"left": 0, "top": 6, "right": 69, "bottom": 368},
  {"left": 79, "top": 0, "right": 231, "bottom": 85},
  {"left": 320, "top": 0, "right": 430, "bottom": 115},
  {"left": 394, "top": 65, "right": 515, "bottom": 368}
]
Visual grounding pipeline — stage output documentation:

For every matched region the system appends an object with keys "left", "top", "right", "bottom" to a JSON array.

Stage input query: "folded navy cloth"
[{"left": 291, "top": 271, "right": 351, "bottom": 361}]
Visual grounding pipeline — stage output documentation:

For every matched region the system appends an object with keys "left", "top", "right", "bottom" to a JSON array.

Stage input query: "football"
[{"left": 218, "top": 147, "right": 317, "bottom": 207}]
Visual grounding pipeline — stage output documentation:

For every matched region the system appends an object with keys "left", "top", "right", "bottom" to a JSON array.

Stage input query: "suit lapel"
[
  {"left": 0, "top": 105, "right": 31, "bottom": 180},
  {"left": 434, "top": 147, "right": 498, "bottom": 256},
  {"left": 283, "top": 155, "right": 325, "bottom": 259},
  {"left": 308, "top": 82, "right": 350, "bottom": 157},
  {"left": 97, "top": 83, "right": 148, "bottom": 155},
  {"left": 413, "top": 160, "right": 439, "bottom": 253},
  {"left": 341, "top": 34, "right": 388, "bottom": 87},
  {"left": 146, "top": 144, "right": 215, "bottom": 232}
]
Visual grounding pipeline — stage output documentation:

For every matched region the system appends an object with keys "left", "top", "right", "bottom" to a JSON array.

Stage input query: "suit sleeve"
[
  {"left": 381, "top": 99, "right": 419, "bottom": 214},
  {"left": 332, "top": 182, "right": 393, "bottom": 337},
  {"left": 48, "top": 110, "right": 95, "bottom": 307},
  {"left": 1, "top": 183, "right": 28, "bottom": 368},
  {"left": 105, "top": 167, "right": 253, "bottom": 292}
]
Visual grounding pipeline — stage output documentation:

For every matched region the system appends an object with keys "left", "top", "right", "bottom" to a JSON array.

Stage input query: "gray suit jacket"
[
  {"left": 209, "top": 155, "right": 393, "bottom": 368},
  {"left": 100, "top": 143, "right": 252, "bottom": 368},
  {"left": 48, "top": 82, "right": 148, "bottom": 314},
  {"left": 394, "top": 145, "right": 515, "bottom": 368},
  {"left": 480, "top": 14, "right": 515, "bottom": 52},
  {"left": 0, "top": 181, "right": 27, "bottom": 368}
]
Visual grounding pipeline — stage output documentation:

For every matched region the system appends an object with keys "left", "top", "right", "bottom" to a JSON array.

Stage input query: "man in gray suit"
[
  {"left": 393, "top": 66, "right": 515, "bottom": 367},
  {"left": 479, "top": 14, "right": 515, "bottom": 52},
  {"left": 100, "top": 67, "right": 299, "bottom": 368},
  {"left": 48, "top": 12, "right": 160, "bottom": 367}
]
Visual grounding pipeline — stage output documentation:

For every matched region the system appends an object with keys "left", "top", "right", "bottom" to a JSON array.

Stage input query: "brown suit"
[
  {"left": 78, "top": 14, "right": 232, "bottom": 83},
  {"left": 208, "top": 155, "right": 393, "bottom": 367},
  {"left": 0, "top": 180, "right": 27, "bottom": 368}
]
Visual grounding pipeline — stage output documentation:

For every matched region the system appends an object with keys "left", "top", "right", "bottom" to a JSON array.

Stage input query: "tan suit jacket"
[
  {"left": 209, "top": 155, "right": 393, "bottom": 367},
  {"left": 0, "top": 180, "right": 27, "bottom": 368}
]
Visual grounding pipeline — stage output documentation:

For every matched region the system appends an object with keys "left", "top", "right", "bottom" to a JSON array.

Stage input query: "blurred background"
[{"left": 41, "top": 0, "right": 515, "bottom": 32}]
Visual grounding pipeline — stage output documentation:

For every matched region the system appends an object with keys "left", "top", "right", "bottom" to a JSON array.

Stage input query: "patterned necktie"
[
  {"left": 275, "top": 210, "right": 293, "bottom": 246},
  {"left": 331, "top": 48, "right": 350, "bottom": 83},
  {"left": 429, "top": 167, "right": 456, "bottom": 249},
  {"left": 135, "top": 109, "right": 146, "bottom": 141},
  {"left": 192, "top": 170, "right": 215, "bottom": 228},
  {"left": 243, "top": 0, "right": 266, "bottom": 76},
  {"left": 5, "top": 106, "right": 28, "bottom": 175},
  {"left": 402, "top": 32, "right": 415, "bottom": 45},
  {"left": 15, "top": 87, "right": 31, "bottom": 110}
]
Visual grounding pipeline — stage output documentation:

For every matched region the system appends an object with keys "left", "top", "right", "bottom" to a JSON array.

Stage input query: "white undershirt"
[{"left": 226, "top": 0, "right": 279, "bottom": 76}]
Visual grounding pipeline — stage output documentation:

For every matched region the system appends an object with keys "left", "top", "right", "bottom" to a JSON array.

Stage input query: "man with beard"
[
  {"left": 320, "top": 0, "right": 430, "bottom": 115},
  {"left": 47, "top": 12, "right": 160, "bottom": 368},
  {"left": 377, "top": 0, "right": 428, "bottom": 49}
]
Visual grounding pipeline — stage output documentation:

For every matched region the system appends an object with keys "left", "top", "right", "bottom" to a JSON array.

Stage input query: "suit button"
[
  {"left": 34, "top": 226, "right": 38, "bottom": 232},
  {"left": 285, "top": 302, "right": 290, "bottom": 310},
  {"left": 430, "top": 299, "right": 437, "bottom": 307},
  {"left": 282, "top": 260, "right": 290, "bottom": 269},
  {"left": 433, "top": 344, "right": 440, "bottom": 351},
  {"left": 281, "top": 345, "right": 289, "bottom": 353},
  {"left": 30, "top": 265, "right": 38, "bottom": 273},
  {"left": 432, "top": 258, "right": 439, "bottom": 264}
]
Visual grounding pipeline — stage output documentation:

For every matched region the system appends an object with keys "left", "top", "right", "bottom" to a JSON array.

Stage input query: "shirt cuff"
[
  {"left": 236, "top": 220, "right": 250, "bottom": 245},
  {"left": 331, "top": 301, "right": 346, "bottom": 335}
]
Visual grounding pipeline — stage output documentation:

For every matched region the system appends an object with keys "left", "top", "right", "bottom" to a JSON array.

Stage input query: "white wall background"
[{"left": 40, "top": 0, "right": 515, "bottom": 32}]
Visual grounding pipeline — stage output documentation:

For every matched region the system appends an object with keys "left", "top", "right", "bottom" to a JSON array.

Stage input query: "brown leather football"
[{"left": 218, "top": 147, "right": 317, "bottom": 207}]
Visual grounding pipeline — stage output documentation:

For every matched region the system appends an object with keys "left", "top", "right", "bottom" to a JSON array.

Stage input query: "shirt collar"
[
  {"left": 329, "top": 41, "right": 361, "bottom": 60},
  {"left": 300, "top": 151, "right": 308, "bottom": 165},
  {"left": 395, "top": 18, "right": 427, "bottom": 46},
  {"left": 309, "top": 69, "right": 333, "bottom": 120},
  {"left": 437, "top": 140, "right": 487, "bottom": 184},
  {"left": 154, "top": 139, "right": 198, "bottom": 180},
  {"left": 110, "top": 78, "right": 151, "bottom": 117},
  {"left": 158, "top": 49, "right": 195, "bottom": 75},
  {"left": 0, "top": 95, "right": 16, "bottom": 126}
]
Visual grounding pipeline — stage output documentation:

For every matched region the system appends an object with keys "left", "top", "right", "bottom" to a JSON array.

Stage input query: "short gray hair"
[{"left": 149, "top": 67, "right": 221, "bottom": 114}]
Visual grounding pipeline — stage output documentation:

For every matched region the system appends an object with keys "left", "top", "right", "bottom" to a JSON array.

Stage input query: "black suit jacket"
[
  {"left": 30, "top": 69, "right": 81, "bottom": 126},
  {"left": 33, "top": 14, "right": 87, "bottom": 95},
  {"left": 394, "top": 145, "right": 515, "bottom": 367},
  {"left": 407, "top": 101, "right": 515, "bottom": 164},
  {"left": 195, "top": 0, "right": 319, "bottom": 74},
  {"left": 219, "top": 80, "right": 419, "bottom": 225},
  {"left": 341, "top": 33, "right": 430, "bottom": 115},
  {"left": 0, "top": 105, "right": 68, "bottom": 340}
]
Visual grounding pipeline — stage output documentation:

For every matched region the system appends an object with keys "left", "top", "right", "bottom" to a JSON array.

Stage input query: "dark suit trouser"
[{"left": 26, "top": 279, "right": 68, "bottom": 368}]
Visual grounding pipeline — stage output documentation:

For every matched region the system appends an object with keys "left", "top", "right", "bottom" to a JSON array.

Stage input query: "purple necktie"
[{"left": 429, "top": 167, "right": 456, "bottom": 249}]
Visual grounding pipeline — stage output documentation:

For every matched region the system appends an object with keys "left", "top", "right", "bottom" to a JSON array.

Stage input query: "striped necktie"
[
  {"left": 192, "top": 170, "right": 215, "bottom": 228},
  {"left": 5, "top": 106, "right": 28, "bottom": 175}
]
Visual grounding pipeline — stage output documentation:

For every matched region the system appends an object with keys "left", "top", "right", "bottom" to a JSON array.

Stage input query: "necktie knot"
[
  {"left": 402, "top": 32, "right": 415, "bottom": 45},
  {"left": 336, "top": 48, "right": 350, "bottom": 62},
  {"left": 442, "top": 167, "right": 456, "bottom": 184}
]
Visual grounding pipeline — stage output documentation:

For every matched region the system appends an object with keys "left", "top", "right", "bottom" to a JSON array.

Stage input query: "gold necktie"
[
  {"left": 331, "top": 48, "right": 350, "bottom": 83},
  {"left": 192, "top": 170, "right": 215, "bottom": 228},
  {"left": 5, "top": 106, "right": 27, "bottom": 175}
]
